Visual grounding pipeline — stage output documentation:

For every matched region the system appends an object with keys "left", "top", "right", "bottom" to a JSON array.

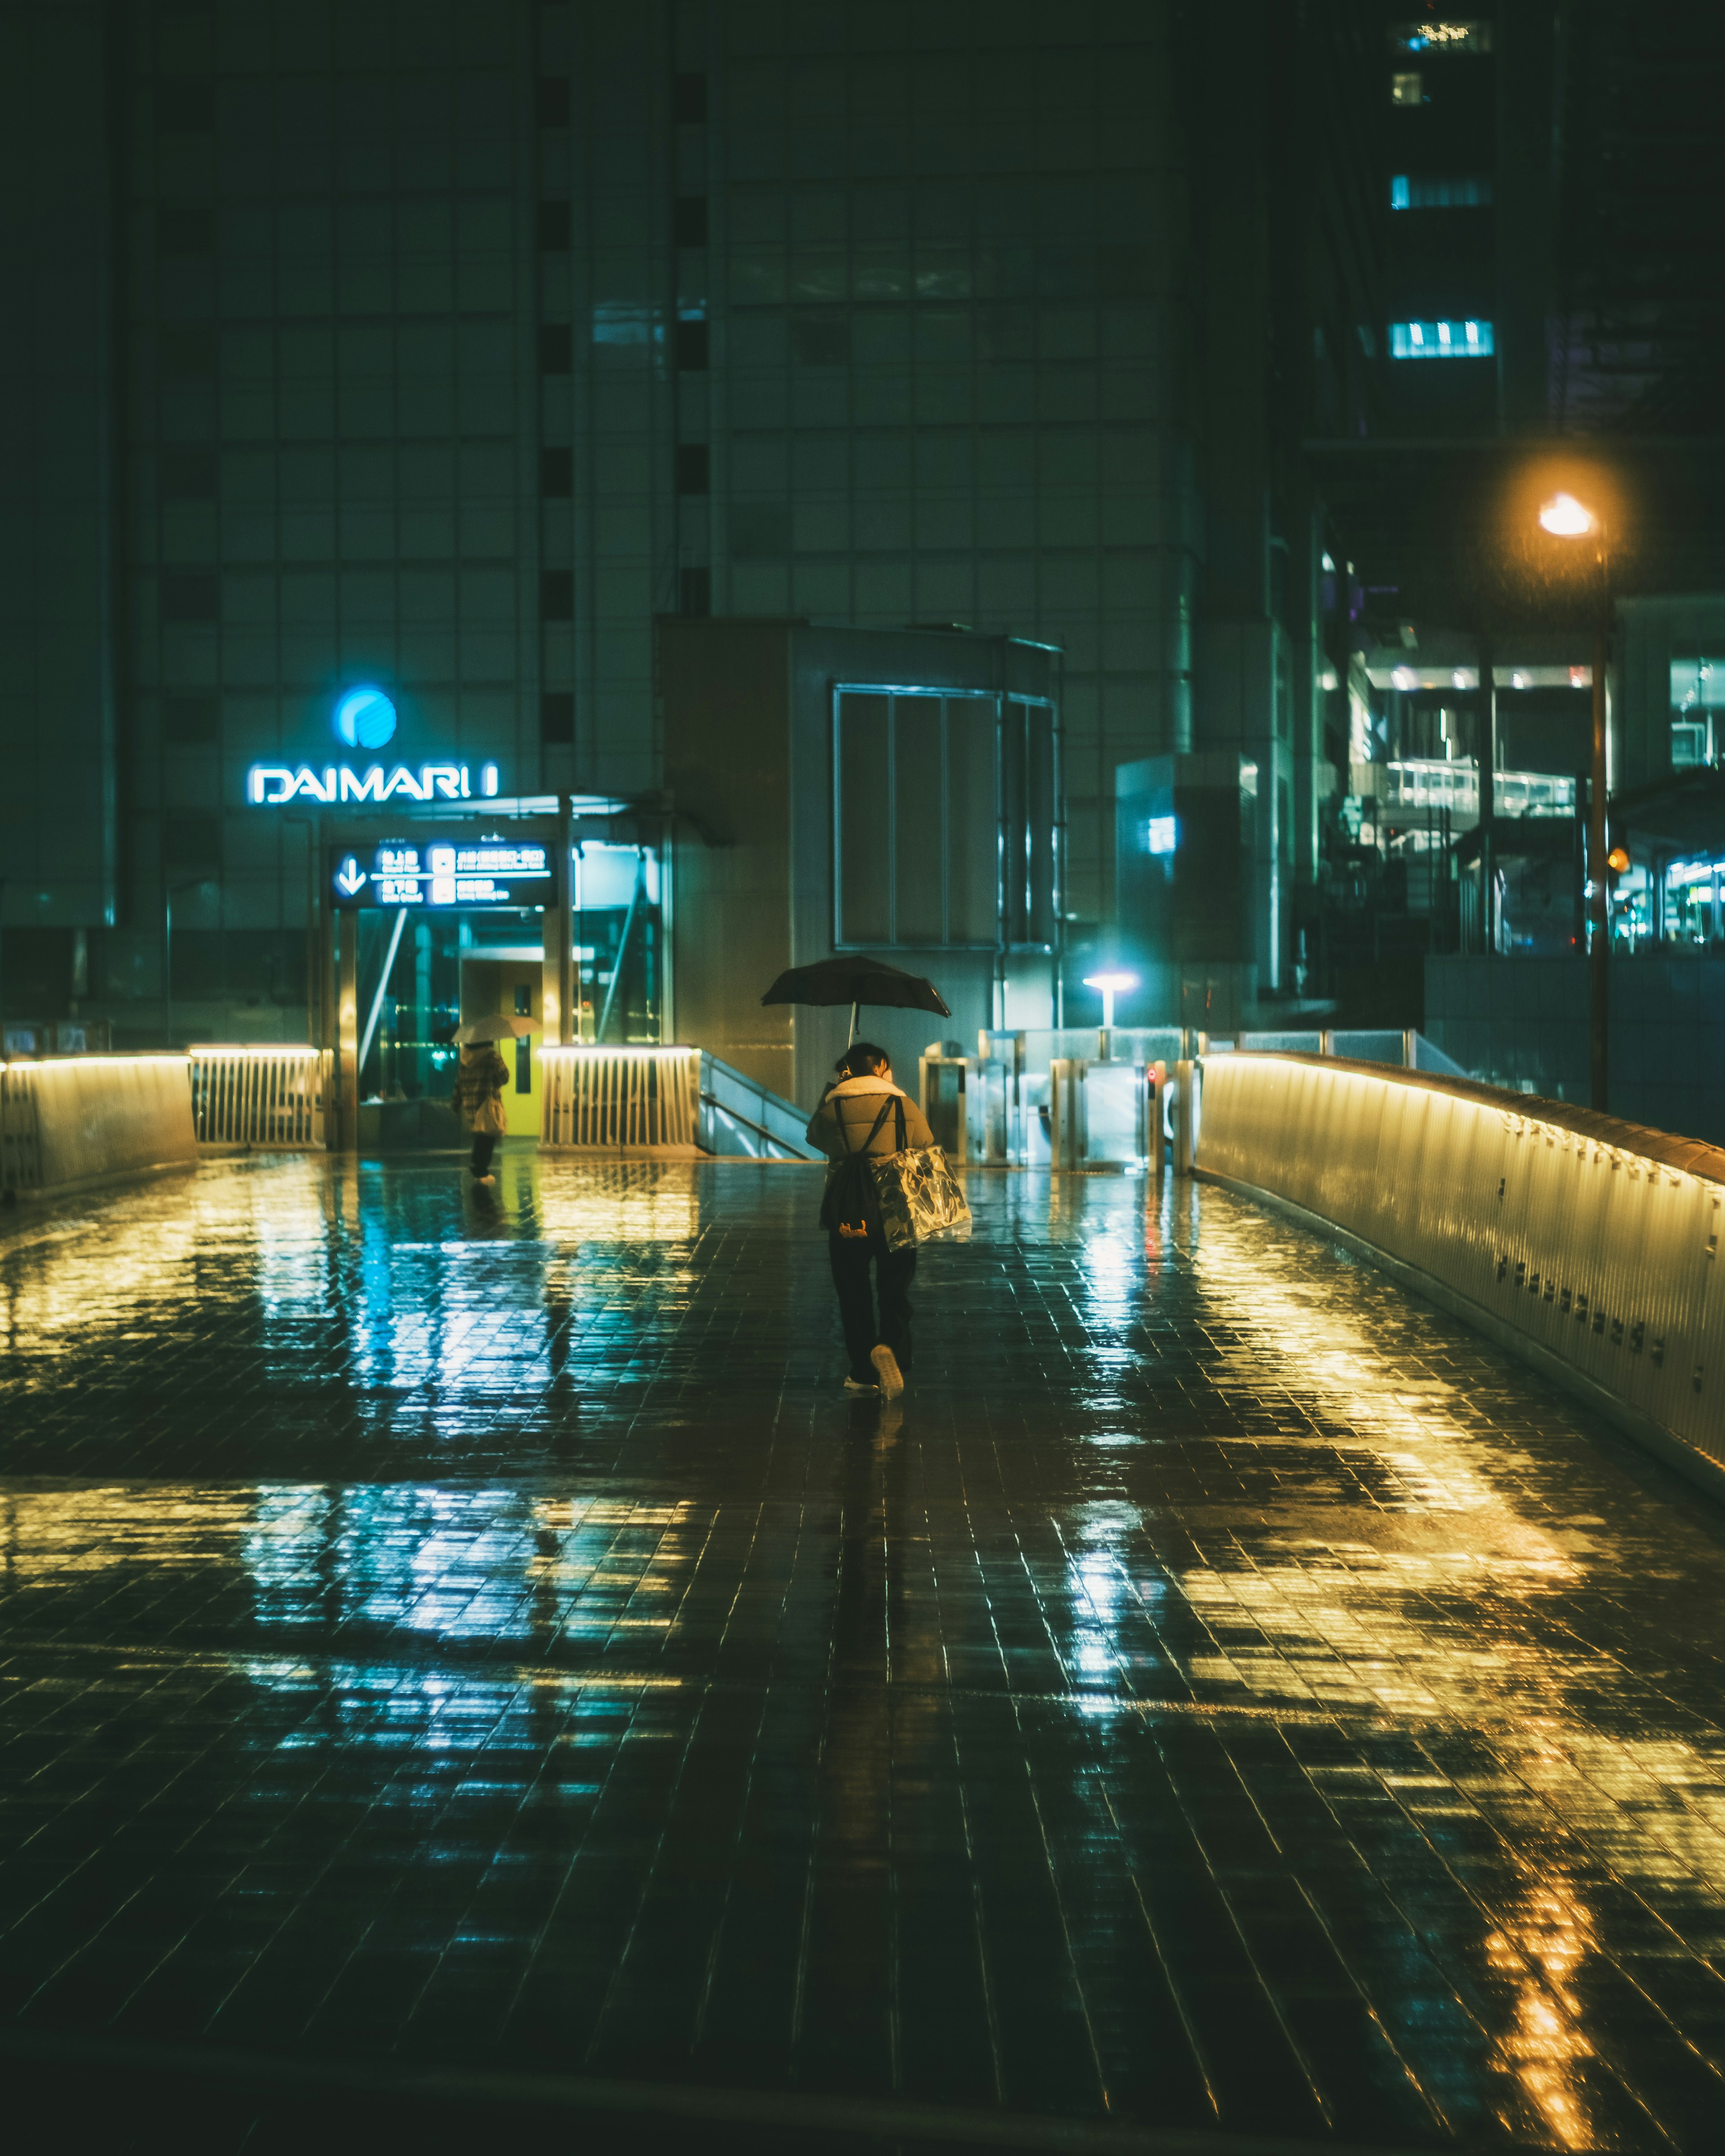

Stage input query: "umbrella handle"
[{"left": 848, "top": 998, "right": 858, "bottom": 1047}]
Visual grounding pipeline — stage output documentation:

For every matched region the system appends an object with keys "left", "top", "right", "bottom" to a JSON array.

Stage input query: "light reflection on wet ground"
[{"left": 3, "top": 1153, "right": 1725, "bottom": 2146}]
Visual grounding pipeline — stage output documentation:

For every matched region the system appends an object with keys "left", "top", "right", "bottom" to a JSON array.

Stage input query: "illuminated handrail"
[
  {"left": 1196, "top": 1052, "right": 1725, "bottom": 1493},
  {"left": 540, "top": 1045, "right": 700, "bottom": 1150},
  {"left": 0, "top": 1054, "right": 199, "bottom": 1195},
  {"left": 0, "top": 1061, "right": 44, "bottom": 1191},
  {"left": 187, "top": 1046, "right": 328, "bottom": 1149}
]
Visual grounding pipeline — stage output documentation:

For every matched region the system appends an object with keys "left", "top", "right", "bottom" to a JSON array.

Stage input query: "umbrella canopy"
[
  {"left": 761, "top": 955, "right": 950, "bottom": 1045},
  {"left": 454, "top": 1015, "right": 543, "bottom": 1044}
]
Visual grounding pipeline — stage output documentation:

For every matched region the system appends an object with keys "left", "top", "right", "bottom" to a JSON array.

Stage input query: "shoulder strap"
[
  {"left": 894, "top": 1096, "right": 907, "bottom": 1150},
  {"left": 835, "top": 1093, "right": 897, "bottom": 1155}
]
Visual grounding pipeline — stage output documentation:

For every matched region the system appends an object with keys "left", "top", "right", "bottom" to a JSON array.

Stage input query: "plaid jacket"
[{"left": 450, "top": 1047, "right": 509, "bottom": 1118}]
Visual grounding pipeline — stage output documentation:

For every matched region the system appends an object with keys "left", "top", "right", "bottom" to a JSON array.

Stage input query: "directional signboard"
[{"left": 329, "top": 835, "right": 553, "bottom": 910}]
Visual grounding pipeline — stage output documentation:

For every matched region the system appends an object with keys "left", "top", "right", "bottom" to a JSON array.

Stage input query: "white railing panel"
[
  {"left": 540, "top": 1046, "right": 700, "bottom": 1152},
  {"left": 188, "top": 1047, "right": 327, "bottom": 1149}
]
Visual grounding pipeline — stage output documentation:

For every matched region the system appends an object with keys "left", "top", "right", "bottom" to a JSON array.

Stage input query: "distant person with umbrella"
[
  {"left": 448, "top": 1016, "right": 535, "bottom": 1185},
  {"left": 761, "top": 957, "right": 951, "bottom": 1400},
  {"left": 805, "top": 1040, "right": 937, "bottom": 1398}
]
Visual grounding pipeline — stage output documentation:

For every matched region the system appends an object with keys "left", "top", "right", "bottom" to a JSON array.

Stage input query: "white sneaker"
[
  {"left": 843, "top": 1376, "right": 877, "bottom": 1395},
  {"left": 870, "top": 1345, "right": 904, "bottom": 1400},
  {"left": 475, "top": 1173, "right": 496, "bottom": 1186}
]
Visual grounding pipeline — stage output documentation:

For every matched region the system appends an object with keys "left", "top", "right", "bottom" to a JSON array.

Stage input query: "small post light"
[
  {"left": 1606, "top": 847, "right": 1629, "bottom": 874},
  {"left": 1083, "top": 972, "right": 1137, "bottom": 1030}
]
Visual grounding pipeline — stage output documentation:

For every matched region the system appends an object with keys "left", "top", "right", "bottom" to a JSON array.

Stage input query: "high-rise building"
[{"left": 0, "top": 0, "right": 1386, "bottom": 1057}]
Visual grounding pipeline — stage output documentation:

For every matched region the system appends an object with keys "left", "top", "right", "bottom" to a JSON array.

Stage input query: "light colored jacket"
[{"left": 805, "top": 1074, "right": 935, "bottom": 1160}]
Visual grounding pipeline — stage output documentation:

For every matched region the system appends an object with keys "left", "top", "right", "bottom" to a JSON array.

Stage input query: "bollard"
[{"left": 1172, "top": 1058, "right": 1197, "bottom": 1176}]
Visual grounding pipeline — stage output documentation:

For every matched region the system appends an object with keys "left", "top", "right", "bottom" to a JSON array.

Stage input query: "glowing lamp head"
[
  {"left": 1606, "top": 847, "right": 1630, "bottom": 874},
  {"left": 1539, "top": 492, "right": 1594, "bottom": 539},
  {"left": 1083, "top": 972, "right": 1138, "bottom": 1029}
]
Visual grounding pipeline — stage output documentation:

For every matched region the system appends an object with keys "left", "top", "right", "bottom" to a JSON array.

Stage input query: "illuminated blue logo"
[{"left": 334, "top": 686, "right": 398, "bottom": 751}]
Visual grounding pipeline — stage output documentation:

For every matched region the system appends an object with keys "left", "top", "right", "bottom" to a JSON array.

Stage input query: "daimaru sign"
[
  {"left": 247, "top": 760, "right": 500, "bottom": 805},
  {"left": 245, "top": 685, "right": 502, "bottom": 807}
]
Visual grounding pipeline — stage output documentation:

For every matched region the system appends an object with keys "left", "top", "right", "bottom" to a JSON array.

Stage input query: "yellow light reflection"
[{"left": 1484, "top": 1874, "right": 1597, "bottom": 2148}]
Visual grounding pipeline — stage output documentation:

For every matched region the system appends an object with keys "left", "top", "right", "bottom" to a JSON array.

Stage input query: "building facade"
[{"left": 0, "top": 0, "right": 1375, "bottom": 1056}]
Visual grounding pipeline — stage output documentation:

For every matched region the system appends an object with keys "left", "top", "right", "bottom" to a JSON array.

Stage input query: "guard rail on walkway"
[
  {"left": 980, "top": 1025, "right": 1468, "bottom": 1077},
  {"left": 540, "top": 1044, "right": 701, "bottom": 1151},
  {"left": 1195, "top": 1051, "right": 1725, "bottom": 1498},
  {"left": 0, "top": 1055, "right": 199, "bottom": 1198},
  {"left": 698, "top": 1054, "right": 821, "bottom": 1160},
  {"left": 188, "top": 1046, "right": 328, "bottom": 1148}
]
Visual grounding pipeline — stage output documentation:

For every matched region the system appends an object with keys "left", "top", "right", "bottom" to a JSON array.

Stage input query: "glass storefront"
[
  {"left": 1671, "top": 658, "right": 1721, "bottom": 769},
  {"left": 1654, "top": 858, "right": 1725, "bottom": 950},
  {"left": 348, "top": 833, "right": 668, "bottom": 1117}
]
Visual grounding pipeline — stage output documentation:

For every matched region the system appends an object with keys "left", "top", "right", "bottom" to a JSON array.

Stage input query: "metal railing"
[
  {"left": 698, "top": 1054, "right": 820, "bottom": 1160},
  {"left": 188, "top": 1046, "right": 328, "bottom": 1148},
  {"left": 1195, "top": 1050, "right": 1725, "bottom": 1494},
  {"left": 541, "top": 1044, "right": 700, "bottom": 1150}
]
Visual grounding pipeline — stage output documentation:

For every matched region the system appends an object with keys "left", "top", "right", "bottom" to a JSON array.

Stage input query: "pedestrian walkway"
[{"left": 3, "top": 1153, "right": 1725, "bottom": 2151}]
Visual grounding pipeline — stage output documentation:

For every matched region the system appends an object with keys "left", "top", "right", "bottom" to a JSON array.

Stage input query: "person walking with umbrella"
[
  {"left": 449, "top": 1022, "right": 512, "bottom": 1185},
  {"left": 805, "top": 1040, "right": 937, "bottom": 1399},
  {"left": 761, "top": 957, "right": 955, "bottom": 1396}
]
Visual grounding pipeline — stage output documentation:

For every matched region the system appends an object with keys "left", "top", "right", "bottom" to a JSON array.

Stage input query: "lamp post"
[
  {"left": 1083, "top": 970, "right": 1137, "bottom": 1056},
  {"left": 1538, "top": 492, "right": 1610, "bottom": 1110}
]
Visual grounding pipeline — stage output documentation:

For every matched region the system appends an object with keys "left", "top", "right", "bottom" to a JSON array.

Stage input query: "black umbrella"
[{"left": 761, "top": 955, "right": 951, "bottom": 1047}]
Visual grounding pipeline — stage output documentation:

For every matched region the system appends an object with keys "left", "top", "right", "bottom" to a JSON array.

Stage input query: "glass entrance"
[{"left": 574, "top": 842, "right": 663, "bottom": 1043}]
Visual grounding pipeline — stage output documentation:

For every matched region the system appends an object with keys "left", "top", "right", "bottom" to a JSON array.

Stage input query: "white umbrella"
[{"left": 454, "top": 1016, "right": 543, "bottom": 1043}]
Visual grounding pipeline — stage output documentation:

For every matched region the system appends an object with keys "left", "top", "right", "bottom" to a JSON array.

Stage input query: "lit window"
[
  {"left": 1390, "top": 174, "right": 1494, "bottom": 209},
  {"left": 1390, "top": 20, "right": 1492, "bottom": 53},
  {"left": 1142, "top": 815, "right": 1177, "bottom": 857},
  {"left": 1389, "top": 319, "right": 1495, "bottom": 360},
  {"left": 835, "top": 691, "right": 1057, "bottom": 950},
  {"left": 1391, "top": 71, "right": 1423, "bottom": 104},
  {"left": 1670, "top": 658, "right": 1721, "bottom": 769}
]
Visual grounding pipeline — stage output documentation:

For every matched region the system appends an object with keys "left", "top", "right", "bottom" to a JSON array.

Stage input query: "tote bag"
[{"left": 870, "top": 1140, "right": 972, "bottom": 1253}]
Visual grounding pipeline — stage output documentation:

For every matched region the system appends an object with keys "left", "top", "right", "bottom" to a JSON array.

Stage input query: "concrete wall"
[
  {"left": 0, "top": 1056, "right": 199, "bottom": 1198},
  {"left": 1426, "top": 954, "right": 1725, "bottom": 1146},
  {"left": 1196, "top": 1051, "right": 1725, "bottom": 1497},
  {"left": 663, "top": 619, "right": 1058, "bottom": 1113},
  {"left": 659, "top": 619, "right": 796, "bottom": 1101}
]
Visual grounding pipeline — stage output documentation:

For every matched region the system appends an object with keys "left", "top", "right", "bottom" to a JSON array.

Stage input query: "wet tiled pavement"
[{"left": 4, "top": 1152, "right": 1725, "bottom": 2149}]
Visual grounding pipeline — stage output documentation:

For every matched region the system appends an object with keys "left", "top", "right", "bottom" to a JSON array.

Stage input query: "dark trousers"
[
  {"left": 470, "top": 1132, "right": 498, "bottom": 1180},
  {"left": 829, "top": 1232, "right": 916, "bottom": 1383}
]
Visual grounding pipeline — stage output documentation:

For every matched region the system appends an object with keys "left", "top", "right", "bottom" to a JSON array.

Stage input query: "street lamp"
[
  {"left": 1538, "top": 492, "right": 1594, "bottom": 539},
  {"left": 1538, "top": 490, "right": 1611, "bottom": 1110},
  {"left": 1083, "top": 972, "right": 1137, "bottom": 1030}
]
